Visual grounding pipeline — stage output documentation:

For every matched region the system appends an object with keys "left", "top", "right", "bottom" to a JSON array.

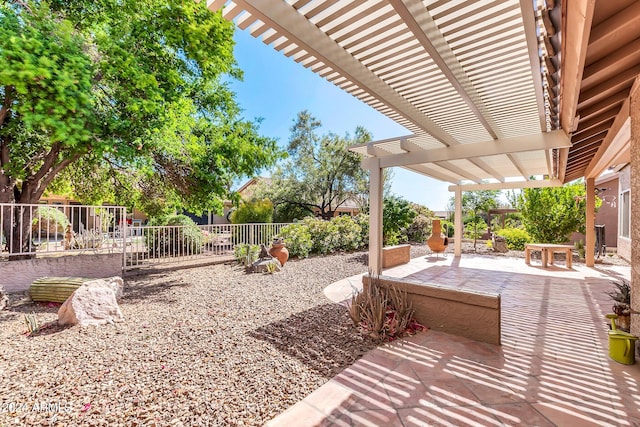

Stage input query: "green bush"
[
  {"left": 406, "top": 214, "right": 431, "bottom": 243},
  {"left": 330, "top": 215, "right": 363, "bottom": 251},
  {"left": 230, "top": 199, "right": 273, "bottom": 224},
  {"left": 278, "top": 223, "right": 312, "bottom": 258},
  {"left": 354, "top": 213, "right": 369, "bottom": 246},
  {"left": 301, "top": 216, "right": 337, "bottom": 254},
  {"left": 463, "top": 217, "right": 487, "bottom": 239},
  {"left": 145, "top": 214, "right": 203, "bottom": 258},
  {"left": 496, "top": 228, "right": 531, "bottom": 251},
  {"left": 440, "top": 220, "right": 454, "bottom": 237}
]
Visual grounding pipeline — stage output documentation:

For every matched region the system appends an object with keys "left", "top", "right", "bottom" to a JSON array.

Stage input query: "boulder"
[
  {"left": 246, "top": 259, "right": 281, "bottom": 274},
  {"left": 58, "top": 277, "right": 124, "bottom": 326}
]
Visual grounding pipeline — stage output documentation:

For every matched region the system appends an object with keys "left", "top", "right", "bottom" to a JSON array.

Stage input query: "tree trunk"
[{"left": 1, "top": 204, "right": 36, "bottom": 260}]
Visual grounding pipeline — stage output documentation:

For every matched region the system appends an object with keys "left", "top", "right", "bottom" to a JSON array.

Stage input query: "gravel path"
[
  {"left": 0, "top": 251, "right": 382, "bottom": 426},
  {"left": 0, "top": 242, "right": 627, "bottom": 426}
]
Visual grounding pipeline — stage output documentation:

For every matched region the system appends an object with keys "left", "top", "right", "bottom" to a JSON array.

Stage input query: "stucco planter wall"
[{"left": 363, "top": 275, "right": 501, "bottom": 345}]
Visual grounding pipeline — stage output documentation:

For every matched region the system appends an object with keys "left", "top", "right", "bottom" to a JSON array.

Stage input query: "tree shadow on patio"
[{"left": 248, "top": 303, "right": 378, "bottom": 378}]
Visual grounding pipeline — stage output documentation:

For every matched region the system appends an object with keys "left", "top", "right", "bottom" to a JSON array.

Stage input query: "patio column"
[
  {"left": 366, "top": 158, "right": 384, "bottom": 275},
  {"left": 585, "top": 177, "right": 595, "bottom": 267},
  {"left": 454, "top": 185, "right": 462, "bottom": 256},
  {"left": 631, "top": 78, "right": 640, "bottom": 335}
]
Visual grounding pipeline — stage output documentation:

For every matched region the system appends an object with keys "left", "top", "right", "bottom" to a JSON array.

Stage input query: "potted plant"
[{"left": 606, "top": 279, "right": 631, "bottom": 332}]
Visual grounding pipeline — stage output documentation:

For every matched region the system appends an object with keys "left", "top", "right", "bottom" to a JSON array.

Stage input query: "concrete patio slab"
[{"left": 269, "top": 254, "right": 638, "bottom": 426}]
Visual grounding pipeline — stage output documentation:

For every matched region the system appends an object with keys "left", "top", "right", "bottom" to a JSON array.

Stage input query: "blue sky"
[{"left": 228, "top": 30, "right": 452, "bottom": 211}]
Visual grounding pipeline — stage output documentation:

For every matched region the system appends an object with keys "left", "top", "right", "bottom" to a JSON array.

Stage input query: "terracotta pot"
[{"left": 269, "top": 243, "right": 289, "bottom": 266}]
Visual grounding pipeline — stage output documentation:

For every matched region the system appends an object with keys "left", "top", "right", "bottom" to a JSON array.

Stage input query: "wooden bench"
[{"left": 525, "top": 243, "right": 574, "bottom": 268}]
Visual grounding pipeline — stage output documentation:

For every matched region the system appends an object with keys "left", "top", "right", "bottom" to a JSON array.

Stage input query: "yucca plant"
[{"left": 24, "top": 312, "right": 39, "bottom": 335}]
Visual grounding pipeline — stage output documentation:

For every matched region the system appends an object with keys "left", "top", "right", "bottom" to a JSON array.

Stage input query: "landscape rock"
[
  {"left": 58, "top": 277, "right": 124, "bottom": 326},
  {"left": 246, "top": 258, "right": 281, "bottom": 274}
]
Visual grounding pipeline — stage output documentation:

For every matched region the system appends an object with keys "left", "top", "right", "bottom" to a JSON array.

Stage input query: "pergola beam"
[
  {"left": 447, "top": 179, "right": 563, "bottom": 192},
  {"left": 357, "top": 130, "right": 570, "bottom": 169}
]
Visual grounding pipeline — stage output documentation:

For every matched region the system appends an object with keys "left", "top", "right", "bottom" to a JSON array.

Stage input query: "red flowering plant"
[{"left": 348, "top": 274, "right": 426, "bottom": 341}]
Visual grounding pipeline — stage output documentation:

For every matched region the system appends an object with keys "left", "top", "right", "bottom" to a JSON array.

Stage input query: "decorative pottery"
[
  {"left": 269, "top": 241, "right": 289, "bottom": 266},
  {"left": 427, "top": 219, "right": 449, "bottom": 253}
]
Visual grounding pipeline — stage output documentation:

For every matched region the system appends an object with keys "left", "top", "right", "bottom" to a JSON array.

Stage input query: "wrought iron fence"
[
  {"left": 124, "top": 223, "right": 291, "bottom": 270},
  {"left": 0, "top": 203, "right": 127, "bottom": 259}
]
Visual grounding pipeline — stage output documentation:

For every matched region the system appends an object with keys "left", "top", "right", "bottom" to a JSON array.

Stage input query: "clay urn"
[
  {"left": 269, "top": 238, "right": 289, "bottom": 266},
  {"left": 427, "top": 219, "right": 448, "bottom": 252}
]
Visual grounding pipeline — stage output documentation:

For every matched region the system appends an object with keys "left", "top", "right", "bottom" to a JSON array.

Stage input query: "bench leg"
[
  {"left": 548, "top": 250, "right": 555, "bottom": 265},
  {"left": 566, "top": 249, "right": 572, "bottom": 269},
  {"left": 525, "top": 248, "right": 531, "bottom": 264},
  {"left": 541, "top": 249, "right": 548, "bottom": 268}
]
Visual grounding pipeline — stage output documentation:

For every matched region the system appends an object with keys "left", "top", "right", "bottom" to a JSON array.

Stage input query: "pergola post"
[
  {"left": 585, "top": 177, "right": 595, "bottom": 267},
  {"left": 368, "top": 158, "right": 384, "bottom": 275},
  {"left": 454, "top": 185, "right": 462, "bottom": 256}
]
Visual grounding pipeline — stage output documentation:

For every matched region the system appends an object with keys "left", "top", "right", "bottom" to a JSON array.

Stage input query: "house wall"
[
  {"left": 630, "top": 82, "right": 639, "bottom": 337},
  {"left": 618, "top": 166, "right": 631, "bottom": 261},
  {"left": 1, "top": 253, "right": 123, "bottom": 293}
]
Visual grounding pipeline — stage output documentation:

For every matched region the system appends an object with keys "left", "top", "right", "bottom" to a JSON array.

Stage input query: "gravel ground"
[
  {"left": 0, "top": 242, "right": 627, "bottom": 426},
  {"left": 0, "top": 251, "right": 380, "bottom": 426}
]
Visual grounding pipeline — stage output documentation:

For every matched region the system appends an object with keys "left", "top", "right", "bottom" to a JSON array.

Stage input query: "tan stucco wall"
[
  {"left": 1, "top": 253, "right": 123, "bottom": 293},
  {"left": 382, "top": 244, "right": 411, "bottom": 268},
  {"left": 630, "top": 82, "right": 640, "bottom": 336},
  {"left": 363, "top": 275, "right": 501, "bottom": 345}
]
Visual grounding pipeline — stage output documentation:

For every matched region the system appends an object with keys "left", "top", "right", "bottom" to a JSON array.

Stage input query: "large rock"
[{"left": 58, "top": 277, "right": 124, "bottom": 326}]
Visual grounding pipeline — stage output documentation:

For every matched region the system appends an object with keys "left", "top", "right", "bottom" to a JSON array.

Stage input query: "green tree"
[
  {"left": 230, "top": 200, "right": 273, "bottom": 224},
  {"left": 0, "top": 0, "right": 282, "bottom": 254},
  {"left": 264, "top": 111, "right": 369, "bottom": 220},
  {"left": 519, "top": 181, "right": 600, "bottom": 244},
  {"left": 460, "top": 189, "right": 500, "bottom": 251},
  {"left": 383, "top": 195, "right": 416, "bottom": 245}
]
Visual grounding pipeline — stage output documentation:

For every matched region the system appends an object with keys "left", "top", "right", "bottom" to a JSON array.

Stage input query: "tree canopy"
[
  {"left": 0, "top": 0, "right": 282, "bottom": 215},
  {"left": 519, "top": 181, "right": 600, "bottom": 244},
  {"left": 259, "top": 110, "right": 370, "bottom": 221}
]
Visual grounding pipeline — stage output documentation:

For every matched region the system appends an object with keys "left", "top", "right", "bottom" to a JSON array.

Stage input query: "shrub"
[
  {"left": 463, "top": 217, "right": 487, "bottom": 239},
  {"left": 440, "top": 220, "right": 454, "bottom": 237},
  {"left": 278, "top": 223, "right": 312, "bottom": 258},
  {"left": 406, "top": 214, "right": 431, "bottom": 243},
  {"left": 353, "top": 213, "right": 369, "bottom": 246},
  {"left": 31, "top": 206, "right": 69, "bottom": 236},
  {"left": 145, "top": 214, "right": 203, "bottom": 258},
  {"left": 330, "top": 215, "right": 362, "bottom": 251},
  {"left": 496, "top": 228, "right": 531, "bottom": 251},
  {"left": 230, "top": 199, "right": 273, "bottom": 224},
  {"left": 301, "top": 217, "right": 337, "bottom": 254},
  {"left": 233, "top": 244, "right": 260, "bottom": 266}
]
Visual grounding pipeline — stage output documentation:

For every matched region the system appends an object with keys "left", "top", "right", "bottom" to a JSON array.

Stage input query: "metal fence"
[
  {"left": 124, "top": 223, "right": 291, "bottom": 270},
  {"left": 0, "top": 203, "right": 127, "bottom": 260},
  {"left": 0, "top": 202, "right": 292, "bottom": 272}
]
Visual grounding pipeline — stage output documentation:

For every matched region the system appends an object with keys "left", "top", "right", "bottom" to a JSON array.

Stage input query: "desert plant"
[
  {"left": 330, "top": 215, "right": 363, "bottom": 251},
  {"left": 349, "top": 274, "right": 425, "bottom": 341},
  {"left": 606, "top": 279, "right": 631, "bottom": 305},
  {"left": 24, "top": 312, "right": 39, "bottom": 335},
  {"left": 233, "top": 244, "right": 260, "bottom": 266},
  {"left": 574, "top": 239, "right": 585, "bottom": 259},
  {"left": 0, "top": 285, "right": 7, "bottom": 311},
  {"left": 264, "top": 261, "right": 278, "bottom": 274},
  {"left": 73, "top": 229, "right": 105, "bottom": 249},
  {"left": 496, "top": 228, "right": 532, "bottom": 251}
]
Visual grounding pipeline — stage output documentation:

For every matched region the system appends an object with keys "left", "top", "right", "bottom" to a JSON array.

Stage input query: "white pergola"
[{"left": 208, "top": 0, "right": 572, "bottom": 273}]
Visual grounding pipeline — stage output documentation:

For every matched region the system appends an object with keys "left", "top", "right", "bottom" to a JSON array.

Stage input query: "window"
[{"left": 620, "top": 190, "right": 630, "bottom": 238}]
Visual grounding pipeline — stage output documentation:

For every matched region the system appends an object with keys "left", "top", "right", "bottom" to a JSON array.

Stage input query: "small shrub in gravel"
[{"left": 497, "top": 227, "right": 532, "bottom": 250}]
